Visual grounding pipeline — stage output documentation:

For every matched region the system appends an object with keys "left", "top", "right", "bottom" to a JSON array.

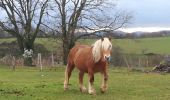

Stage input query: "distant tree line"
[
  {"left": 106, "top": 31, "right": 170, "bottom": 39},
  {"left": 1, "top": 30, "right": 170, "bottom": 39}
]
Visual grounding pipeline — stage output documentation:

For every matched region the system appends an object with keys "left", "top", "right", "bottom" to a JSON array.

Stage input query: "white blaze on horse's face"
[{"left": 101, "top": 38, "right": 112, "bottom": 62}]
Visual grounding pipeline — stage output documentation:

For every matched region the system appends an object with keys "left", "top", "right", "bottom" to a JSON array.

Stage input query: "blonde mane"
[{"left": 92, "top": 38, "right": 112, "bottom": 63}]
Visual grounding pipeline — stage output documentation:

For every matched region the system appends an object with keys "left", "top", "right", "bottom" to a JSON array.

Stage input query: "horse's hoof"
[
  {"left": 64, "top": 88, "right": 68, "bottom": 91},
  {"left": 100, "top": 89, "right": 105, "bottom": 93},
  {"left": 80, "top": 87, "right": 87, "bottom": 93},
  {"left": 100, "top": 87, "right": 107, "bottom": 93},
  {"left": 88, "top": 89, "right": 96, "bottom": 95},
  {"left": 64, "top": 85, "right": 69, "bottom": 91},
  {"left": 64, "top": 87, "right": 68, "bottom": 91}
]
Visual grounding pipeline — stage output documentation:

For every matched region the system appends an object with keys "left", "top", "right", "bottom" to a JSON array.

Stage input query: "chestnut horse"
[{"left": 64, "top": 37, "right": 112, "bottom": 95}]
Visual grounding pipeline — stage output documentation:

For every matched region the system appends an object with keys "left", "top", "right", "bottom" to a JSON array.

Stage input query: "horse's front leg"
[
  {"left": 100, "top": 71, "right": 108, "bottom": 93},
  {"left": 79, "top": 71, "right": 87, "bottom": 93},
  {"left": 88, "top": 72, "right": 96, "bottom": 95}
]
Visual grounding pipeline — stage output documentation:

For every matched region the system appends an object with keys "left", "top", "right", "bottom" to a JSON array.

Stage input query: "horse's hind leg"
[
  {"left": 64, "top": 63, "right": 75, "bottom": 90},
  {"left": 79, "top": 71, "right": 87, "bottom": 93}
]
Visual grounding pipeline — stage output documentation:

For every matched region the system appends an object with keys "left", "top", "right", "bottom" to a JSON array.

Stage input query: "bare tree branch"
[
  {"left": 50, "top": 0, "right": 132, "bottom": 64},
  {"left": 0, "top": 0, "right": 49, "bottom": 54}
]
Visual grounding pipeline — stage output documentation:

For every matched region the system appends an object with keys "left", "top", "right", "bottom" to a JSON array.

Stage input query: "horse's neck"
[{"left": 92, "top": 41, "right": 102, "bottom": 63}]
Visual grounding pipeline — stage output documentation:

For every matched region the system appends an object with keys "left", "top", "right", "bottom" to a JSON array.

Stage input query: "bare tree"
[
  {"left": 47, "top": 0, "right": 132, "bottom": 65},
  {"left": 0, "top": 0, "right": 49, "bottom": 65}
]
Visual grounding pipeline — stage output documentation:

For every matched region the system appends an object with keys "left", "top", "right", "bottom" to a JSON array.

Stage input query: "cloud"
[
  {"left": 119, "top": 27, "right": 170, "bottom": 33},
  {"left": 116, "top": 0, "right": 170, "bottom": 27}
]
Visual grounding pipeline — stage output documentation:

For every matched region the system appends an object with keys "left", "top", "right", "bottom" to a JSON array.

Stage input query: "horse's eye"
[{"left": 108, "top": 45, "right": 112, "bottom": 50}]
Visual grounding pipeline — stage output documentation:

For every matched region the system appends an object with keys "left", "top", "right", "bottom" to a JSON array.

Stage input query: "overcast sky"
[
  {"left": 1, "top": 0, "right": 170, "bottom": 32},
  {"left": 115, "top": 0, "right": 170, "bottom": 32}
]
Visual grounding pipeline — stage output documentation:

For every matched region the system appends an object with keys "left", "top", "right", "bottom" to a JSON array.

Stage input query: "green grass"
[
  {"left": 1, "top": 37, "right": 170, "bottom": 54},
  {"left": 0, "top": 38, "right": 61, "bottom": 52},
  {"left": 78, "top": 37, "right": 170, "bottom": 54},
  {"left": 0, "top": 38, "right": 16, "bottom": 43},
  {"left": 113, "top": 37, "right": 170, "bottom": 54},
  {"left": 0, "top": 65, "right": 170, "bottom": 100},
  {"left": 34, "top": 38, "right": 61, "bottom": 52},
  {"left": 74, "top": 36, "right": 170, "bottom": 54}
]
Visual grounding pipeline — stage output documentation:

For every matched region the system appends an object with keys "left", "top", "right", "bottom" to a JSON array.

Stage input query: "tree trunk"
[
  {"left": 16, "top": 36, "right": 24, "bottom": 54},
  {"left": 24, "top": 57, "right": 33, "bottom": 66},
  {"left": 62, "top": 37, "right": 76, "bottom": 65},
  {"left": 63, "top": 39, "right": 69, "bottom": 65},
  {"left": 24, "top": 39, "right": 34, "bottom": 66},
  {"left": 16, "top": 36, "right": 35, "bottom": 66}
]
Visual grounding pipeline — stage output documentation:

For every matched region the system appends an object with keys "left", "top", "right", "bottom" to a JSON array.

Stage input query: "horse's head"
[
  {"left": 92, "top": 37, "right": 112, "bottom": 63},
  {"left": 101, "top": 37, "right": 112, "bottom": 62}
]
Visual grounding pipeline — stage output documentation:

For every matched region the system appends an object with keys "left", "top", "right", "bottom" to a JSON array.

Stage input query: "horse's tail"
[{"left": 64, "top": 47, "right": 76, "bottom": 90}]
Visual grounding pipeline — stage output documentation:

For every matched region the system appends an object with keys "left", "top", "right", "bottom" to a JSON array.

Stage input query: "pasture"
[
  {"left": 0, "top": 37, "right": 170, "bottom": 99},
  {"left": 0, "top": 65, "right": 170, "bottom": 100},
  {"left": 1, "top": 37, "right": 170, "bottom": 55},
  {"left": 78, "top": 37, "right": 170, "bottom": 54}
]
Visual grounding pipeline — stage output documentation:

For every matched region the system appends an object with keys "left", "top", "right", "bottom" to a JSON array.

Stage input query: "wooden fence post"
[
  {"left": 124, "top": 56, "right": 131, "bottom": 70},
  {"left": 37, "top": 53, "right": 43, "bottom": 71},
  {"left": 51, "top": 53, "right": 54, "bottom": 67},
  {"left": 146, "top": 57, "right": 149, "bottom": 67},
  {"left": 138, "top": 57, "right": 141, "bottom": 67},
  {"left": 12, "top": 56, "right": 16, "bottom": 71}
]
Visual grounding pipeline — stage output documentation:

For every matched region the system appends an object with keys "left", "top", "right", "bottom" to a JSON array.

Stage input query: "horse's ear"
[
  {"left": 101, "top": 37, "right": 104, "bottom": 41},
  {"left": 107, "top": 36, "right": 112, "bottom": 41},
  {"left": 91, "top": 44, "right": 94, "bottom": 47},
  {"left": 109, "top": 37, "right": 112, "bottom": 41}
]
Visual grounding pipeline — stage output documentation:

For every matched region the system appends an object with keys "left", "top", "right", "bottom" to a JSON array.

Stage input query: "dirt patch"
[{"left": 0, "top": 89, "right": 25, "bottom": 96}]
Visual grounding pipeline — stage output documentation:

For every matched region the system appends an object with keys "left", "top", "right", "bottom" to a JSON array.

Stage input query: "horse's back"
[
  {"left": 68, "top": 45, "right": 90, "bottom": 58},
  {"left": 67, "top": 45, "right": 92, "bottom": 68}
]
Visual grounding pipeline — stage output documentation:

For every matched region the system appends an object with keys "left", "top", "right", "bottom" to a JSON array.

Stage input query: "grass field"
[
  {"left": 78, "top": 37, "right": 170, "bottom": 54},
  {"left": 0, "top": 65, "right": 170, "bottom": 100},
  {"left": 1, "top": 37, "right": 170, "bottom": 54}
]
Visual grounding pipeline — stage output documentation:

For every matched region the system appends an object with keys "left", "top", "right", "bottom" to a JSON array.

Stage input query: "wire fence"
[
  {"left": 0, "top": 52, "right": 164, "bottom": 71},
  {"left": 0, "top": 53, "right": 63, "bottom": 70}
]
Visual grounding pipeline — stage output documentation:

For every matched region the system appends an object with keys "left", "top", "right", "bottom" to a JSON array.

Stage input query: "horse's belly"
[
  {"left": 76, "top": 65, "right": 88, "bottom": 73},
  {"left": 74, "top": 60, "right": 88, "bottom": 73}
]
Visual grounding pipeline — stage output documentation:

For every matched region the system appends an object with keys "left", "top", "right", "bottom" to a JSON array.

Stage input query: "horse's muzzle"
[{"left": 105, "top": 56, "right": 111, "bottom": 62}]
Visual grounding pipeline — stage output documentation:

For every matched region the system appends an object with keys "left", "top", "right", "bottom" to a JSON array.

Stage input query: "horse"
[{"left": 64, "top": 37, "right": 112, "bottom": 95}]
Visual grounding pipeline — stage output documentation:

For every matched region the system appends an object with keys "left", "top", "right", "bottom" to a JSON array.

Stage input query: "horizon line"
[{"left": 118, "top": 27, "right": 170, "bottom": 33}]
